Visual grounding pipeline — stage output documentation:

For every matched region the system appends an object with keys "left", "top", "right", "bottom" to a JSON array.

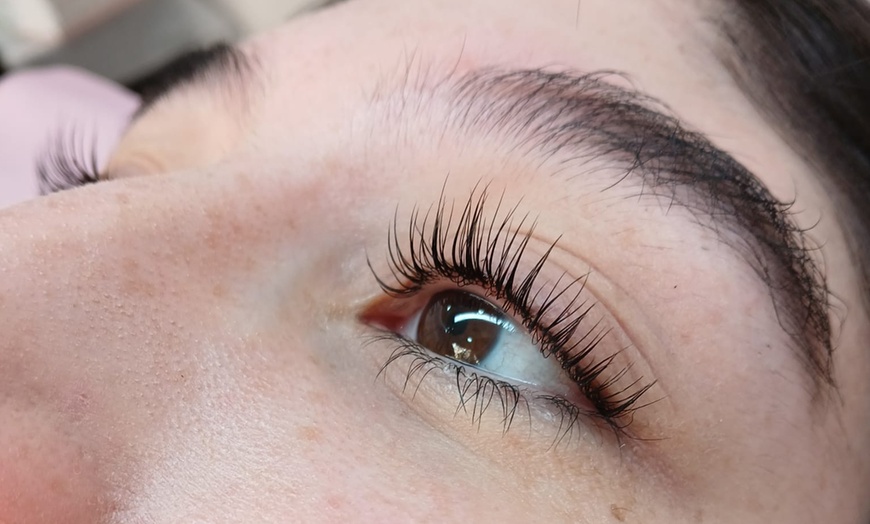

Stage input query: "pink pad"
[{"left": 0, "top": 66, "right": 139, "bottom": 208}]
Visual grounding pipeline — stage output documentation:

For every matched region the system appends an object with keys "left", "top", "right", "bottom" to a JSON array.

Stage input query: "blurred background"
[
  {"left": 0, "top": 0, "right": 339, "bottom": 207},
  {"left": 0, "top": 0, "right": 334, "bottom": 84}
]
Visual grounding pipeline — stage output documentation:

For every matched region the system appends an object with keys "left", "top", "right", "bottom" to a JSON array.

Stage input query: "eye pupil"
[{"left": 417, "top": 291, "right": 509, "bottom": 365}]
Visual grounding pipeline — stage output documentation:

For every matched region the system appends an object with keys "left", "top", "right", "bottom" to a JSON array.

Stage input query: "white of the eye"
[
  {"left": 476, "top": 318, "right": 572, "bottom": 394},
  {"left": 402, "top": 297, "right": 575, "bottom": 397}
]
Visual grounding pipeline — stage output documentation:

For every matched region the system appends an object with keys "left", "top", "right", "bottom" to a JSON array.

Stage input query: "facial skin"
[{"left": 2, "top": 0, "right": 869, "bottom": 522}]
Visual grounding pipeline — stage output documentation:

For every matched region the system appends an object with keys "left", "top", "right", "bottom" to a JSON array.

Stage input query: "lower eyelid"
[{"left": 369, "top": 332, "right": 615, "bottom": 444}]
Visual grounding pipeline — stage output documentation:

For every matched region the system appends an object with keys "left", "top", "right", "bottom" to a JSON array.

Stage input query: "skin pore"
[{"left": 1, "top": 0, "right": 869, "bottom": 522}]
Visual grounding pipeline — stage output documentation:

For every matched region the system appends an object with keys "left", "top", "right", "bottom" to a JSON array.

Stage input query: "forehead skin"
[{"left": 1, "top": 0, "right": 869, "bottom": 522}]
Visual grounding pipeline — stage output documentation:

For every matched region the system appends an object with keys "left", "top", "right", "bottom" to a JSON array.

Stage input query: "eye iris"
[{"left": 417, "top": 291, "right": 510, "bottom": 365}]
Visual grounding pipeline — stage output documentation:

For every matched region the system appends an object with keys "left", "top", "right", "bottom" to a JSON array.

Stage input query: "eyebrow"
[
  {"left": 132, "top": 48, "right": 833, "bottom": 393},
  {"left": 719, "top": 0, "right": 870, "bottom": 324},
  {"left": 131, "top": 43, "right": 252, "bottom": 118}
]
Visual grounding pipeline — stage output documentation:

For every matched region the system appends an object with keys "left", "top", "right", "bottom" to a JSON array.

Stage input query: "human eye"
[{"left": 360, "top": 187, "right": 656, "bottom": 441}]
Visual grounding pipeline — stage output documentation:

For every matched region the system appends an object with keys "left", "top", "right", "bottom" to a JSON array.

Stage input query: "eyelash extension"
[
  {"left": 35, "top": 127, "right": 102, "bottom": 195},
  {"left": 369, "top": 187, "right": 655, "bottom": 438}
]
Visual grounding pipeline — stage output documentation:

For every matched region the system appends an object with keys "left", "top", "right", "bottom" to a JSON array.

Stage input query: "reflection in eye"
[
  {"left": 417, "top": 290, "right": 514, "bottom": 366},
  {"left": 413, "top": 289, "right": 580, "bottom": 398}
]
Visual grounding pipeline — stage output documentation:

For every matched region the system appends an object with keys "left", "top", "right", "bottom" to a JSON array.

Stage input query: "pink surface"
[{"left": 0, "top": 66, "right": 140, "bottom": 208}]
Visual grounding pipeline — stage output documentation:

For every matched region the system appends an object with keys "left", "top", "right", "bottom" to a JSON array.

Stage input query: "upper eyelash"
[
  {"left": 36, "top": 127, "right": 102, "bottom": 195},
  {"left": 368, "top": 186, "right": 655, "bottom": 434}
]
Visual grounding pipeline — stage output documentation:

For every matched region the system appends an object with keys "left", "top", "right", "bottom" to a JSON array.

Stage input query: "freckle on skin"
[
  {"left": 212, "top": 283, "right": 227, "bottom": 299},
  {"left": 610, "top": 504, "right": 629, "bottom": 522}
]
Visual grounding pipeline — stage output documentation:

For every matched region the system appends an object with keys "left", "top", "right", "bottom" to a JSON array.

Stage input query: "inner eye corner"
[{"left": 357, "top": 295, "right": 411, "bottom": 333}]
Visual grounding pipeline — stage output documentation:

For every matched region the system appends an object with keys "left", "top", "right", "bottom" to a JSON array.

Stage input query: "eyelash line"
[
  {"left": 368, "top": 186, "right": 655, "bottom": 436},
  {"left": 375, "top": 336, "right": 528, "bottom": 429},
  {"left": 370, "top": 335, "right": 596, "bottom": 447},
  {"left": 35, "top": 126, "right": 103, "bottom": 195}
]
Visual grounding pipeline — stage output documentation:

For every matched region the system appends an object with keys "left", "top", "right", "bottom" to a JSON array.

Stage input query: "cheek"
[{"left": 0, "top": 406, "right": 107, "bottom": 523}]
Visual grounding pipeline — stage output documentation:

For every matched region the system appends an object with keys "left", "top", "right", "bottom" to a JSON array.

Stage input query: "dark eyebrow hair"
[
  {"left": 718, "top": 0, "right": 870, "bottom": 312},
  {"left": 130, "top": 43, "right": 252, "bottom": 118},
  {"left": 373, "top": 68, "right": 833, "bottom": 392}
]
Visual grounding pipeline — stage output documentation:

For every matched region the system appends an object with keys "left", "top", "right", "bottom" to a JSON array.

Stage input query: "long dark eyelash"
[
  {"left": 369, "top": 187, "right": 655, "bottom": 436},
  {"left": 36, "top": 127, "right": 102, "bottom": 195}
]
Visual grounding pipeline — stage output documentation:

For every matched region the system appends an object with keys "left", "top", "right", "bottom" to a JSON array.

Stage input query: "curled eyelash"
[
  {"left": 368, "top": 187, "right": 655, "bottom": 437},
  {"left": 36, "top": 127, "right": 102, "bottom": 195}
]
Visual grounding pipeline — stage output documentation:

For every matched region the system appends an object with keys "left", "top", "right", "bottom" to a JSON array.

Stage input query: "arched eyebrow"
[{"left": 129, "top": 47, "right": 834, "bottom": 395}]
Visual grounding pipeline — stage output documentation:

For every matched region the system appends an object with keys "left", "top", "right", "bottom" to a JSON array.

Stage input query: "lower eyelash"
[
  {"left": 36, "top": 126, "right": 102, "bottom": 194},
  {"left": 372, "top": 334, "right": 614, "bottom": 446}
]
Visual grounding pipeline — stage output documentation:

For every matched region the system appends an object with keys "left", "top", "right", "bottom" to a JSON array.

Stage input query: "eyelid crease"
[{"left": 515, "top": 238, "right": 671, "bottom": 406}]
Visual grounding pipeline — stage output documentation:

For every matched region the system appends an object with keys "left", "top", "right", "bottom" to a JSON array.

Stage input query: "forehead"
[{"left": 134, "top": 1, "right": 817, "bottom": 201}]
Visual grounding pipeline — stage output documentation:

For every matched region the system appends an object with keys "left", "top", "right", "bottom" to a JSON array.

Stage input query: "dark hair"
[{"left": 719, "top": 0, "right": 870, "bottom": 311}]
